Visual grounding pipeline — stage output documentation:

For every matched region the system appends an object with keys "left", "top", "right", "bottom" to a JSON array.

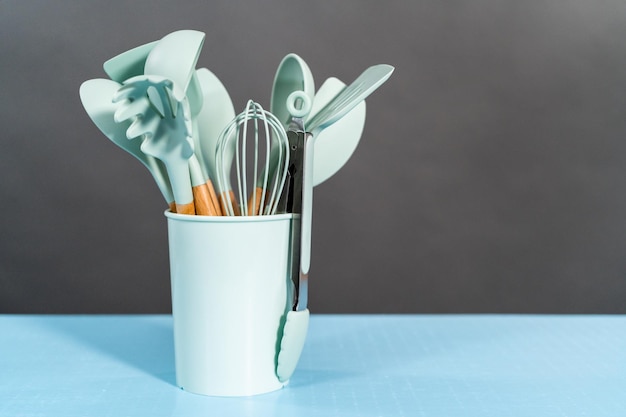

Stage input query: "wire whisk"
[{"left": 215, "top": 100, "right": 290, "bottom": 216}]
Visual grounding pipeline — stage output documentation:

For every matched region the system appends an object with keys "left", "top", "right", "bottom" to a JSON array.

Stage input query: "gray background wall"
[{"left": 2, "top": 0, "right": 626, "bottom": 314}]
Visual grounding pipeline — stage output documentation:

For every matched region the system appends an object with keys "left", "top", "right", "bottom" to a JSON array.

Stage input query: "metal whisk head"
[{"left": 215, "top": 100, "right": 290, "bottom": 216}]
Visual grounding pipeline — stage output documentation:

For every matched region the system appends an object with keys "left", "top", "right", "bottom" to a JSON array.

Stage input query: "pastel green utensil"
[
  {"left": 306, "top": 64, "right": 394, "bottom": 133},
  {"left": 104, "top": 31, "right": 205, "bottom": 115},
  {"left": 194, "top": 67, "right": 236, "bottom": 211},
  {"left": 103, "top": 40, "right": 157, "bottom": 83},
  {"left": 215, "top": 100, "right": 290, "bottom": 217},
  {"left": 113, "top": 75, "right": 196, "bottom": 214},
  {"left": 276, "top": 92, "right": 314, "bottom": 383},
  {"left": 79, "top": 78, "right": 174, "bottom": 209},
  {"left": 144, "top": 30, "right": 205, "bottom": 103},
  {"left": 309, "top": 77, "right": 366, "bottom": 186},
  {"left": 270, "top": 53, "right": 315, "bottom": 130},
  {"left": 277, "top": 64, "right": 394, "bottom": 382},
  {"left": 301, "top": 64, "right": 394, "bottom": 278},
  {"left": 143, "top": 30, "right": 216, "bottom": 213}
]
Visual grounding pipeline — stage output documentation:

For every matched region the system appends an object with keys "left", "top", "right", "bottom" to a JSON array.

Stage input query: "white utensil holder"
[{"left": 165, "top": 211, "right": 295, "bottom": 396}]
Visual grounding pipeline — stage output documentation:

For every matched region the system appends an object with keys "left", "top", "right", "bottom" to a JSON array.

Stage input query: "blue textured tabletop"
[{"left": 1, "top": 314, "right": 625, "bottom": 416}]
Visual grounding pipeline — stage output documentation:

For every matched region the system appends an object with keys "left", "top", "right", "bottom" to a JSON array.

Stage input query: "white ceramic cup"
[{"left": 165, "top": 211, "right": 294, "bottom": 396}]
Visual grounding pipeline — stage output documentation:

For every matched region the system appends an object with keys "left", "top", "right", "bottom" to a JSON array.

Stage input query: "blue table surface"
[{"left": 0, "top": 314, "right": 624, "bottom": 417}]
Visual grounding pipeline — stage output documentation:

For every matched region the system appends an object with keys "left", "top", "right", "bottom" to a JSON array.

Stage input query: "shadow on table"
[{"left": 42, "top": 315, "right": 176, "bottom": 386}]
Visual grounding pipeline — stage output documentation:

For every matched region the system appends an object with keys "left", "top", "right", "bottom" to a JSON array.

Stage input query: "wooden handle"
[
  {"left": 247, "top": 186, "right": 264, "bottom": 216},
  {"left": 192, "top": 184, "right": 218, "bottom": 216},
  {"left": 168, "top": 201, "right": 177, "bottom": 213},
  {"left": 175, "top": 201, "right": 195, "bottom": 215},
  {"left": 205, "top": 179, "right": 223, "bottom": 216}
]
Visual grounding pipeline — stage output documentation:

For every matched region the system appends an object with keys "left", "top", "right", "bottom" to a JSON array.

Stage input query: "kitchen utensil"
[
  {"left": 144, "top": 30, "right": 204, "bottom": 144},
  {"left": 189, "top": 155, "right": 219, "bottom": 216},
  {"left": 215, "top": 101, "right": 289, "bottom": 216},
  {"left": 307, "top": 64, "right": 394, "bottom": 134},
  {"left": 142, "top": 30, "right": 221, "bottom": 213},
  {"left": 194, "top": 67, "right": 236, "bottom": 214},
  {"left": 277, "top": 65, "right": 394, "bottom": 381},
  {"left": 276, "top": 91, "right": 313, "bottom": 382},
  {"left": 104, "top": 32, "right": 205, "bottom": 115},
  {"left": 297, "top": 64, "right": 394, "bottom": 276},
  {"left": 113, "top": 75, "right": 196, "bottom": 214},
  {"left": 143, "top": 30, "right": 205, "bottom": 103},
  {"left": 103, "top": 40, "right": 157, "bottom": 83},
  {"left": 79, "top": 78, "right": 175, "bottom": 210},
  {"left": 309, "top": 77, "right": 366, "bottom": 186},
  {"left": 270, "top": 53, "right": 315, "bottom": 130}
]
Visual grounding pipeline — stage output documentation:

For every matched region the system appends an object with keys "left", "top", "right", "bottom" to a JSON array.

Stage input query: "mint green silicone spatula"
[
  {"left": 194, "top": 67, "right": 236, "bottom": 214},
  {"left": 309, "top": 77, "right": 366, "bottom": 186}
]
